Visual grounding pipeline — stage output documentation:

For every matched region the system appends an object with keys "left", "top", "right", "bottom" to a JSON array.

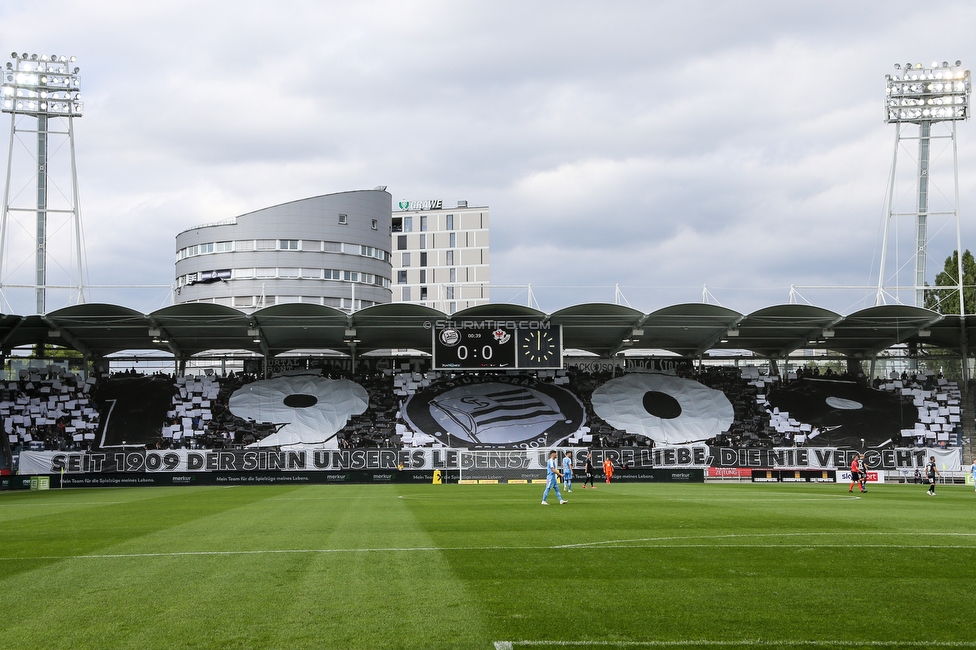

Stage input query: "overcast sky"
[{"left": 1, "top": 0, "right": 975, "bottom": 316}]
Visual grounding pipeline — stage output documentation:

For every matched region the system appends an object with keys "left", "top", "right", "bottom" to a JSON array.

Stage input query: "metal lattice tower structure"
[
  {"left": 876, "top": 60, "right": 971, "bottom": 310},
  {"left": 0, "top": 51, "right": 86, "bottom": 315}
]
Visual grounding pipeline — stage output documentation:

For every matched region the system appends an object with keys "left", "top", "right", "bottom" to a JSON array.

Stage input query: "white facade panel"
[{"left": 390, "top": 202, "right": 489, "bottom": 314}]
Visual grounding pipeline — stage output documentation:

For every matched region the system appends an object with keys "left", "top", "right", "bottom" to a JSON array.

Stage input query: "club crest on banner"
[{"left": 403, "top": 375, "right": 585, "bottom": 448}]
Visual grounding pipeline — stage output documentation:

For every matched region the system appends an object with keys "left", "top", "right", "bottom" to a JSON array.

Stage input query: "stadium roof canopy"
[{"left": 0, "top": 301, "right": 967, "bottom": 360}]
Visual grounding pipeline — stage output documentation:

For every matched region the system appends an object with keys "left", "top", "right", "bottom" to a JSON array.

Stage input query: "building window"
[
  {"left": 255, "top": 268, "right": 276, "bottom": 279},
  {"left": 279, "top": 239, "right": 299, "bottom": 250},
  {"left": 419, "top": 270, "right": 426, "bottom": 284},
  {"left": 449, "top": 232, "right": 457, "bottom": 248},
  {"left": 255, "top": 239, "right": 276, "bottom": 250},
  {"left": 419, "top": 234, "right": 426, "bottom": 250},
  {"left": 234, "top": 296, "right": 254, "bottom": 308},
  {"left": 420, "top": 287, "right": 428, "bottom": 301},
  {"left": 371, "top": 219, "right": 378, "bottom": 230},
  {"left": 215, "top": 241, "right": 233, "bottom": 253},
  {"left": 401, "top": 286, "right": 411, "bottom": 301},
  {"left": 420, "top": 252, "right": 427, "bottom": 267},
  {"left": 338, "top": 214, "right": 348, "bottom": 225},
  {"left": 397, "top": 235, "right": 407, "bottom": 250},
  {"left": 323, "top": 297, "right": 342, "bottom": 308},
  {"left": 401, "top": 252, "right": 411, "bottom": 267},
  {"left": 322, "top": 241, "right": 341, "bottom": 253},
  {"left": 278, "top": 268, "right": 300, "bottom": 278},
  {"left": 449, "top": 268, "right": 457, "bottom": 283},
  {"left": 235, "top": 240, "right": 254, "bottom": 251},
  {"left": 397, "top": 270, "right": 407, "bottom": 284},
  {"left": 449, "top": 301, "right": 456, "bottom": 313},
  {"left": 233, "top": 268, "right": 255, "bottom": 279},
  {"left": 403, "top": 216, "right": 413, "bottom": 232},
  {"left": 446, "top": 250, "right": 454, "bottom": 265},
  {"left": 343, "top": 271, "right": 360, "bottom": 282},
  {"left": 199, "top": 243, "right": 214, "bottom": 254},
  {"left": 445, "top": 214, "right": 454, "bottom": 230},
  {"left": 446, "top": 286, "right": 455, "bottom": 300},
  {"left": 420, "top": 215, "right": 427, "bottom": 232}
]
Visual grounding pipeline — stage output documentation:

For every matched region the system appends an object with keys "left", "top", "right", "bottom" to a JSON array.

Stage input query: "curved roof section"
[
  {"left": 351, "top": 303, "right": 446, "bottom": 354},
  {"left": 45, "top": 304, "right": 155, "bottom": 356},
  {"left": 636, "top": 304, "right": 743, "bottom": 356},
  {"left": 728, "top": 304, "right": 843, "bottom": 358},
  {"left": 829, "top": 305, "right": 943, "bottom": 357},
  {"left": 452, "top": 304, "right": 547, "bottom": 320},
  {"left": 177, "top": 189, "right": 390, "bottom": 236},
  {"left": 0, "top": 301, "right": 965, "bottom": 360},
  {"left": 251, "top": 304, "right": 349, "bottom": 355},
  {"left": 550, "top": 303, "right": 644, "bottom": 356},
  {"left": 151, "top": 303, "right": 255, "bottom": 356}
]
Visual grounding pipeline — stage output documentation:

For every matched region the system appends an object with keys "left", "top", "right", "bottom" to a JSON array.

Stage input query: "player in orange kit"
[
  {"left": 848, "top": 453, "right": 863, "bottom": 493},
  {"left": 603, "top": 457, "right": 614, "bottom": 484}
]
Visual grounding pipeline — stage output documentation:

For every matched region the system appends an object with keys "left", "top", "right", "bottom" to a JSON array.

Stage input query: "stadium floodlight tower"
[
  {"left": 876, "top": 60, "right": 971, "bottom": 309},
  {"left": 0, "top": 52, "right": 85, "bottom": 314}
]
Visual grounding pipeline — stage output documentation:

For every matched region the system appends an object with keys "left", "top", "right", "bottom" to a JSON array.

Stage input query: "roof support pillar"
[{"left": 959, "top": 318, "right": 969, "bottom": 390}]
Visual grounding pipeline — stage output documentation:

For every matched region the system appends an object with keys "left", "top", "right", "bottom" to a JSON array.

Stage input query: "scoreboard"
[{"left": 432, "top": 321, "right": 562, "bottom": 370}]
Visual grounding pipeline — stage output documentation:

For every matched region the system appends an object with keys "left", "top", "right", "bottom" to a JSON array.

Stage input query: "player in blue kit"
[
  {"left": 542, "top": 450, "right": 567, "bottom": 505},
  {"left": 562, "top": 451, "right": 574, "bottom": 493}
]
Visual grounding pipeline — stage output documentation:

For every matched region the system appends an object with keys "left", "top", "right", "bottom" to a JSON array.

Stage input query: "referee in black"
[
  {"left": 926, "top": 456, "right": 940, "bottom": 496},
  {"left": 581, "top": 453, "right": 596, "bottom": 489}
]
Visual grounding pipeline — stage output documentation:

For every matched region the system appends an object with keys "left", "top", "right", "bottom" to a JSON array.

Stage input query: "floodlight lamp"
[
  {"left": 894, "top": 63, "right": 901, "bottom": 70},
  {"left": 943, "top": 61, "right": 949, "bottom": 68},
  {"left": 957, "top": 60, "right": 963, "bottom": 66},
  {"left": 69, "top": 56, "right": 75, "bottom": 62}
]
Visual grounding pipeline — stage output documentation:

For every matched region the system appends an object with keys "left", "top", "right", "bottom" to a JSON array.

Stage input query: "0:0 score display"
[
  {"left": 432, "top": 322, "right": 562, "bottom": 370},
  {"left": 434, "top": 326, "right": 516, "bottom": 369}
]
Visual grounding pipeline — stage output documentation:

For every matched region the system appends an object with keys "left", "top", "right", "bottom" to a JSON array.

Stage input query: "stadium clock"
[{"left": 517, "top": 328, "right": 562, "bottom": 368}]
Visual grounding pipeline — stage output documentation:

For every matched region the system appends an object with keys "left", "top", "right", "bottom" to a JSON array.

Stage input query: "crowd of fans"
[
  {"left": 2, "top": 366, "right": 99, "bottom": 452},
  {"left": 4, "top": 362, "right": 967, "bottom": 455}
]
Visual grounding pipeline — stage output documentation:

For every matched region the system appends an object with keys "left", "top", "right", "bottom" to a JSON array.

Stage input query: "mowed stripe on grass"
[{"left": 0, "top": 482, "right": 974, "bottom": 649}]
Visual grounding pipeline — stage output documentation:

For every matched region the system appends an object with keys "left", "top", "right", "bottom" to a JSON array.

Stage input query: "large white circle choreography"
[
  {"left": 229, "top": 375, "right": 368, "bottom": 448},
  {"left": 591, "top": 373, "right": 734, "bottom": 445}
]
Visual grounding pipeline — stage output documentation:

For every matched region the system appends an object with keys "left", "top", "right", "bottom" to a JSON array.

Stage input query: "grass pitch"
[{"left": 1, "top": 481, "right": 975, "bottom": 649}]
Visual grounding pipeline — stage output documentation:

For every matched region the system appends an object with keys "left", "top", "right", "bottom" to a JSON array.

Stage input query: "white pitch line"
[
  {"left": 0, "top": 502, "right": 124, "bottom": 507},
  {"left": 2, "top": 540, "right": 976, "bottom": 562},
  {"left": 498, "top": 641, "right": 976, "bottom": 647},
  {"left": 552, "top": 531, "right": 976, "bottom": 549}
]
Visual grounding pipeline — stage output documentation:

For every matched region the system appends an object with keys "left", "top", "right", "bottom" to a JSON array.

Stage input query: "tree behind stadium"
[{"left": 924, "top": 249, "right": 976, "bottom": 315}]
